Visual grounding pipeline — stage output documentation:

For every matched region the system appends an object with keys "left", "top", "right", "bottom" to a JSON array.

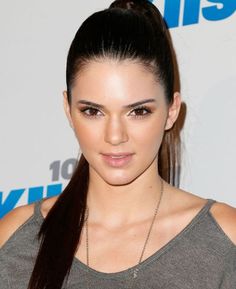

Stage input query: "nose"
[{"left": 104, "top": 116, "right": 129, "bottom": 145}]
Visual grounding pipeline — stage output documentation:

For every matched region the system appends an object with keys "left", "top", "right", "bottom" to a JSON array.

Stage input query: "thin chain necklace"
[{"left": 84, "top": 178, "right": 164, "bottom": 289}]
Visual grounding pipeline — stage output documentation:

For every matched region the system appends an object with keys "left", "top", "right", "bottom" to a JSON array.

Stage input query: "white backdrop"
[{"left": 0, "top": 0, "right": 235, "bottom": 218}]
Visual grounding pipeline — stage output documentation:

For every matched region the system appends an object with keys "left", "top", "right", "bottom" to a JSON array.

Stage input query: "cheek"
[
  {"left": 129, "top": 118, "right": 166, "bottom": 147},
  {"left": 73, "top": 121, "right": 101, "bottom": 149}
]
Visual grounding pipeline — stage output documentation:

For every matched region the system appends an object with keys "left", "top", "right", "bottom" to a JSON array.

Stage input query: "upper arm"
[
  {"left": 210, "top": 202, "right": 236, "bottom": 246},
  {"left": 0, "top": 203, "right": 34, "bottom": 249}
]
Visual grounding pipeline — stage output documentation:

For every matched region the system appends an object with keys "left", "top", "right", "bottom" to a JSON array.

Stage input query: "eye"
[
  {"left": 80, "top": 106, "right": 103, "bottom": 118},
  {"left": 129, "top": 106, "right": 152, "bottom": 118}
]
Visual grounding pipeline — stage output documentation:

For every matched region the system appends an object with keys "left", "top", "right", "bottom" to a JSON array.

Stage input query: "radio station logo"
[
  {"left": 0, "top": 159, "right": 77, "bottom": 218},
  {"left": 149, "top": 0, "right": 235, "bottom": 28}
]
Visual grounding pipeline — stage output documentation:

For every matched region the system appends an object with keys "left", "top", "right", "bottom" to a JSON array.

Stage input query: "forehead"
[{"left": 71, "top": 59, "right": 165, "bottom": 103}]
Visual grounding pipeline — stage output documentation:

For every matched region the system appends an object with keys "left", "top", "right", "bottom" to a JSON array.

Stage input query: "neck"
[{"left": 86, "top": 166, "right": 164, "bottom": 228}]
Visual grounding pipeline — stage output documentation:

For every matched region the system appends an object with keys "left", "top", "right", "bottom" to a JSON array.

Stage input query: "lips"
[
  {"left": 102, "top": 152, "right": 133, "bottom": 157},
  {"left": 101, "top": 153, "right": 134, "bottom": 167}
]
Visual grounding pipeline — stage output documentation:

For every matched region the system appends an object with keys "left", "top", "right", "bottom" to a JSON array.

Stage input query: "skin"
[
  {"left": 63, "top": 59, "right": 181, "bottom": 226},
  {"left": 1, "top": 59, "right": 236, "bottom": 274}
]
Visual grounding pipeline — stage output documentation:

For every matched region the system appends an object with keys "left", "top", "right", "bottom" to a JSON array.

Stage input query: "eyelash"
[{"left": 79, "top": 105, "right": 152, "bottom": 119}]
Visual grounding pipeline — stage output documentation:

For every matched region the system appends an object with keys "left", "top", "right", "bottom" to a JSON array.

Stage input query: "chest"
[
  {"left": 68, "top": 241, "right": 226, "bottom": 289},
  {"left": 74, "top": 218, "right": 190, "bottom": 274}
]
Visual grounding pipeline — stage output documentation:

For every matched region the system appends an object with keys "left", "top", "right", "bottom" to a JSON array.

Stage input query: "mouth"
[{"left": 101, "top": 153, "right": 134, "bottom": 167}]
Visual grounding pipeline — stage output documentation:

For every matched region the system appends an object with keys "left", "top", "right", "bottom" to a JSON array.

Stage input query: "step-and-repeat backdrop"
[{"left": 0, "top": 0, "right": 235, "bottom": 218}]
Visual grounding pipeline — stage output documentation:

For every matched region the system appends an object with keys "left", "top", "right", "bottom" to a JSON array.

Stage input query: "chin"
[
  {"left": 101, "top": 171, "right": 141, "bottom": 186},
  {"left": 89, "top": 162, "right": 145, "bottom": 186},
  {"left": 105, "top": 178, "right": 134, "bottom": 186}
]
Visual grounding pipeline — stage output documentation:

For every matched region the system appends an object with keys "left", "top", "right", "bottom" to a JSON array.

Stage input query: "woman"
[{"left": 0, "top": 0, "right": 236, "bottom": 288}]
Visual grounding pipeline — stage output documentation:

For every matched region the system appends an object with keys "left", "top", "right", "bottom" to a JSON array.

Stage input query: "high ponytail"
[{"left": 28, "top": 1, "right": 181, "bottom": 288}]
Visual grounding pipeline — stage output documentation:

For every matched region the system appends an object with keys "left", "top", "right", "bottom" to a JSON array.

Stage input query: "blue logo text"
[{"left": 149, "top": 0, "right": 236, "bottom": 28}]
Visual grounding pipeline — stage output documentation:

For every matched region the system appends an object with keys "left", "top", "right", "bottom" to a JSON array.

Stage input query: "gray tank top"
[{"left": 0, "top": 198, "right": 236, "bottom": 289}]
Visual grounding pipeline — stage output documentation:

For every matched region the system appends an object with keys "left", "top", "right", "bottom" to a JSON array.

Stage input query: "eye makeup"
[
  {"left": 78, "top": 104, "right": 153, "bottom": 119},
  {"left": 129, "top": 105, "right": 153, "bottom": 118},
  {"left": 79, "top": 106, "right": 103, "bottom": 118}
]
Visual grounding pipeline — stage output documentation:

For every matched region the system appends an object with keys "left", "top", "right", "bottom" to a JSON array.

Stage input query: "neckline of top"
[{"left": 34, "top": 197, "right": 216, "bottom": 279}]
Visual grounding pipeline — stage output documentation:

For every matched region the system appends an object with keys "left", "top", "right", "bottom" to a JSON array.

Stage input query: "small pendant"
[{"left": 133, "top": 268, "right": 139, "bottom": 278}]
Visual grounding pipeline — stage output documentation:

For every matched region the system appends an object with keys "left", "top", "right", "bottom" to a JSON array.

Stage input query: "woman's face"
[{"left": 64, "top": 59, "right": 180, "bottom": 186}]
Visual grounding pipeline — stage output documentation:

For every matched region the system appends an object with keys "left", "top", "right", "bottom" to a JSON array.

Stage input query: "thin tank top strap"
[
  {"left": 203, "top": 198, "right": 217, "bottom": 213},
  {"left": 34, "top": 198, "right": 45, "bottom": 221},
  {"left": 187, "top": 198, "right": 217, "bottom": 227}
]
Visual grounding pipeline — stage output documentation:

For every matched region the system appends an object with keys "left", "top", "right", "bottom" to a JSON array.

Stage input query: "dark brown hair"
[{"left": 28, "top": 1, "right": 181, "bottom": 288}]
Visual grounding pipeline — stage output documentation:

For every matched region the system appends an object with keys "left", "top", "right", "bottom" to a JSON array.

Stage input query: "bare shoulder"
[
  {"left": 210, "top": 201, "right": 236, "bottom": 245},
  {"left": 0, "top": 203, "right": 34, "bottom": 249}
]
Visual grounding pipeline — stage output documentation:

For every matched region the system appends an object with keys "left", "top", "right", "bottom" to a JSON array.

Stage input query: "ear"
[
  {"left": 63, "top": 91, "right": 74, "bottom": 129},
  {"left": 165, "top": 92, "right": 181, "bottom": 130}
]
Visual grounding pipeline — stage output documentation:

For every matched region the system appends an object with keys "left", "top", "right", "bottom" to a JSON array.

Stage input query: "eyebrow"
[{"left": 77, "top": 98, "right": 156, "bottom": 109}]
